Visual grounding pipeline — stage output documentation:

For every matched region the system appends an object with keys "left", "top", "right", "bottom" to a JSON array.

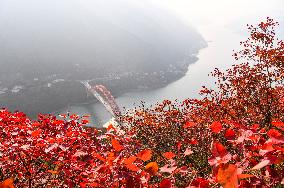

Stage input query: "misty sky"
[
  {"left": 147, "top": 0, "right": 283, "bottom": 26},
  {"left": 1, "top": 0, "right": 284, "bottom": 121}
]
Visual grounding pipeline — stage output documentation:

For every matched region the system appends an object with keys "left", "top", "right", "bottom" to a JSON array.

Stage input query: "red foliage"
[
  {"left": 0, "top": 18, "right": 284, "bottom": 187},
  {"left": 0, "top": 178, "right": 14, "bottom": 188},
  {"left": 137, "top": 149, "right": 152, "bottom": 161},
  {"left": 210, "top": 122, "right": 222, "bottom": 133}
]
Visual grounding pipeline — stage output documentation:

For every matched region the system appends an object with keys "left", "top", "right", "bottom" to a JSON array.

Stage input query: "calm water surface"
[{"left": 60, "top": 23, "right": 247, "bottom": 126}]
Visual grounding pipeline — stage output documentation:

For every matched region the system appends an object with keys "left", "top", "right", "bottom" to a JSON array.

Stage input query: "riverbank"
[
  {"left": 0, "top": 52, "right": 203, "bottom": 120},
  {"left": 54, "top": 54, "right": 201, "bottom": 119}
]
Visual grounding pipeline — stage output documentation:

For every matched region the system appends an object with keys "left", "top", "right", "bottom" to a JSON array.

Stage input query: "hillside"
[
  {"left": 0, "top": 18, "right": 283, "bottom": 187},
  {"left": 0, "top": 0, "right": 206, "bottom": 117}
]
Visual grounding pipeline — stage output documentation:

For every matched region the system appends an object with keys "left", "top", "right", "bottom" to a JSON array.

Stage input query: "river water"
[
  {"left": 60, "top": 22, "right": 248, "bottom": 126},
  {"left": 60, "top": 0, "right": 284, "bottom": 126}
]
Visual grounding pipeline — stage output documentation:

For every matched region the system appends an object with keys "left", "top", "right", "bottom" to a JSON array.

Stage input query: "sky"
[{"left": 144, "top": 0, "right": 284, "bottom": 27}]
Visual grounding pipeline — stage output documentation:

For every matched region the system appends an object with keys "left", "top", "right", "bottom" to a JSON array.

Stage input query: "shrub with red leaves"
[{"left": 0, "top": 18, "right": 284, "bottom": 187}]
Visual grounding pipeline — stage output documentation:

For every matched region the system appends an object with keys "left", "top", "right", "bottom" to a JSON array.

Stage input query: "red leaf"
[
  {"left": 31, "top": 129, "right": 41, "bottom": 137},
  {"left": 274, "top": 146, "right": 284, "bottom": 152},
  {"left": 88, "top": 183, "right": 100, "bottom": 187},
  {"left": 81, "top": 119, "right": 89, "bottom": 124},
  {"left": 237, "top": 174, "right": 254, "bottom": 179},
  {"left": 251, "top": 124, "right": 260, "bottom": 130},
  {"left": 271, "top": 121, "right": 284, "bottom": 131},
  {"left": 93, "top": 152, "right": 106, "bottom": 162},
  {"left": 124, "top": 156, "right": 140, "bottom": 172},
  {"left": 160, "top": 164, "right": 177, "bottom": 174},
  {"left": 59, "top": 114, "right": 67, "bottom": 118},
  {"left": 189, "top": 138, "right": 198, "bottom": 145},
  {"left": 70, "top": 114, "right": 79, "bottom": 119},
  {"left": 145, "top": 162, "right": 159, "bottom": 175},
  {"left": 267, "top": 129, "right": 284, "bottom": 143},
  {"left": 107, "top": 124, "right": 116, "bottom": 132},
  {"left": 176, "top": 141, "right": 182, "bottom": 152},
  {"left": 184, "top": 147, "right": 193, "bottom": 156},
  {"left": 251, "top": 159, "right": 270, "bottom": 170},
  {"left": 211, "top": 121, "right": 222, "bottom": 133},
  {"left": 271, "top": 121, "right": 284, "bottom": 127},
  {"left": 209, "top": 142, "right": 232, "bottom": 166},
  {"left": 0, "top": 178, "right": 15, "bottom": 188},
  {"left": 163, "top": 152, "right": 176, "bottom": 160},
  {"left": 183, "top": 121, "right": 196, "bottom": 128},
  {"left": 212, "top": 142, "right": 227, "bottom": 157},
  {"left": 224, "top": 129, "right": 235, "bottom": 139},
  {"left": 32, "top": 122, "right": 41, "bottom": 127},
  {"left": 79, "top": 182, "right": 86, "bottom": 188},
  {"left": 217, "top": 164, "right": 238, "bottom": 188},
  {"left": 111, "top": 139, "right": 124, "bottom": 152},
  {"left": 124, "top": 156, "right": 137, "bottom": 165},
  {"left": 137, "top": 149, "right": 152, "bottom": 161},
  {"left": 260, "top": 142, "right": 274, "bottom": 155},
  {"left": 190, "top": 178, "right": 210, "bottom": 188},
  {"left": 48, "top": 170, "right": 58, "bottom": 174},
  {"left": 160, "top": 179, "right": 172, "bottom": 188},
  {"left": 267, "top": 129, "right": 282, "bottom": 139}
]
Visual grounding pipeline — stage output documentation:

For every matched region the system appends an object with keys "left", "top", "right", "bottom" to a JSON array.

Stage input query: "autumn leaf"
[
  {"left": 259, "top": 142, "right": 274, "bottom": 155},
  {"left": 32, "top": 122, "right": 41, "bottom": 127},
  {"left": 183, "top": 121, "right": 196, "bottom": 128},
  {"left": 184, "top": 147, "right": 193, "bottom": 156},
  {"left": 160, "top": 164, "right": 177, "bottom": 174},
  {"left": 93, "top": 152, "right": 106, "bottom": 162},
  {"left": 0, "top": 178, "right": 14, "bottom": 188},
  {"left": 1, "top": 19, "right": 284, "bottom": 187},
  {"left": 271, "top": 121, "right": 284, "bottom": 131},
  {"left": 48, "top": 170, "right": 58, "bottom": 174},
  {"left": 79, "top": 182, "right": 86, "bottom": 188},
  {"left": 163, "top": 152, "right": 176, "bottom": 160},
  {"left": 217, "top": 164, "right": 238, "bottom": 188},
  {"left": 124, "top": 156, "right": 140, "bottom": 172},
  {"left": 209, "top": 142, "right": 232, "bottom": 166},
  {"left": 267, "top": 129, "right": 284, "bottom": 144},
  {"left": 31, "top": 129, "right": 41, "bottom": 137},
  {"left": 237, "top": 174, "right": 254, "bottom": 179},
  {"left": 124, "top": 156, "right": 137, "bottom": 164},
  {"left": 111, "top": 139, "right": 124, "bottom": 152},
  {"left": 251, "top": 159, "right": 270, "bottom": 170},
  {"left": 145, "top": 162, "right": 159, "bottom": 175},
  {"left": 176, "top": 141, "right": 182, "bottom": 152},
  {"left": 137, "top": 149, "right": 152, "bottom": 161},
  {"left": 107, "top": 124, "right": 116, "bottom": 132},
  {"left": 81, "top": 119, "right": 90, "bottom": 124},
  {"left": 267, "top": 129, "right": 283, "bottom": 139},
  {"left": 210, "top": 121, "right": 222, "bottom": 133},
  {"left": 271, "top": 121, "right": 284, "bottom": 127},
  {"left": 160, "top": 179, "right": 172, "bottom": 188},
  {"left": 189, "top": 138, "right": 198, "bottom": 145},
  {"left": 58, "top": 114, "right": 67, "bottom": 118},
  {"left": 212, "top": 142, "right": 227, "bottom": 157},
  {"left": 190, "top": 178, "right": 210, "bottom": 188},
  {"left": 274, "top": 146, "right": 284, "bottom": 152},
  {"left": 70, "top": 114, "right": 79, "bottom": 119},
  {"left": 224, "top": 129, "right": 236, "bottom": 139},
  {"left": 88, "top": 182, "right": 100, "bottom": 187}
]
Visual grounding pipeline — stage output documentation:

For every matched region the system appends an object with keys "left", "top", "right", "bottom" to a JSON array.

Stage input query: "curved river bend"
[{"left": 59, "top": 23, "right": 246, "bottom": 126}]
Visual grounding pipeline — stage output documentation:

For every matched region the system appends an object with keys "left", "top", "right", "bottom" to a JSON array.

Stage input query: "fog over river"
[{"left": 61, "top": 0, "right": 284, "bottom": 126}]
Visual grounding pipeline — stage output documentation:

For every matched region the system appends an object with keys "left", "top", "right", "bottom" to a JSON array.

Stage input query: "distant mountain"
[{"left": 0, "top": 0, "right": 206, "bottom": 116}]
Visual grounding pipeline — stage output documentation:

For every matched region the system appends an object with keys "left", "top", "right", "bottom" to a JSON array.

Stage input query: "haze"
[
  {"left": 0, "top": 0, "right": 283, "bottom": 123},
  {"left": 0, "top": 0, "right": 205, "bottom": 116}
]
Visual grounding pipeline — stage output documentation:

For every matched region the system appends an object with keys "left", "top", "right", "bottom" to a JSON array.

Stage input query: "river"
[
  {"left": 59, "top": 22, "right": 248, "bottom": 126},
  {"left": 59, "top": 0, "right": 284, "bottom": 126}
]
